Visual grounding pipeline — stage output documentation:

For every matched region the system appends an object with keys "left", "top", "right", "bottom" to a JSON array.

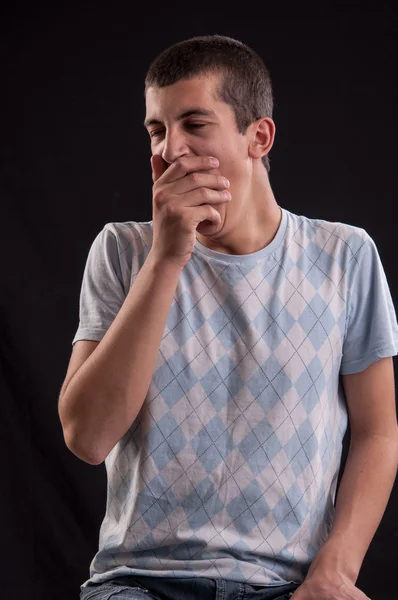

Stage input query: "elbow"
[
  {"left": 59, "top": 402, "right": 104, "bottom": 465},
  {"left": 62, "top": 425, "right": 104, "bottom": 466},
  {"left": 70, "top": 444, "right": 104, "bottom": 466}
]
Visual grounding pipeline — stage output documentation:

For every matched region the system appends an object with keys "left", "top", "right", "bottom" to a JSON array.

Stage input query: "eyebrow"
[{"left": 144, "top": 108, "right": 217, "bottom": 129}]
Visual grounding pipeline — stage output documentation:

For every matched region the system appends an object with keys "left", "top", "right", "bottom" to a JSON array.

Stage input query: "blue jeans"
[{"left": 79, "top": 575, "right": 300, "bottom": 600}]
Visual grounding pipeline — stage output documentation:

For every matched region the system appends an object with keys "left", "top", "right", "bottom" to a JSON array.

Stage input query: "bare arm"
[
  {"left": 292, "top": 356, "right": 398, "bottom": 599},
  {"left": 59, "top": 153, "right": 229, "bottom": 465},
  {"left": 58, "top": 252, "right": 183, "bottom": 465}
]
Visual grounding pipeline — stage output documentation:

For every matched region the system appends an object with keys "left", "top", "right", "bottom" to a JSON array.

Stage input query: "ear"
[{"left": 248, "top": 117, "right": 275, "bottom": 161}]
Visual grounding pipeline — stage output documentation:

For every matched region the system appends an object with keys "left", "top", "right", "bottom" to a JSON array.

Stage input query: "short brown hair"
[{"left": 145, "top": 34, "right": 274, "bottom": 173}]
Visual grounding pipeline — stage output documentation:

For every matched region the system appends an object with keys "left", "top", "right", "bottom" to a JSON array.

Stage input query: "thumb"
[{"left": 151, "top": 154, "right": 168, "bottom": 184}]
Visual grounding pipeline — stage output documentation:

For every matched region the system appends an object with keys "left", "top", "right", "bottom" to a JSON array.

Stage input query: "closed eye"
[{"left": 150, "top": 123, "right": 206, "bottom": 138}]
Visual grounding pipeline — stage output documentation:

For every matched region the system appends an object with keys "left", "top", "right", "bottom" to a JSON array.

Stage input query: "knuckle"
[
  {"left": 165, "top": 201, "right": 178, "bottom": 216},
  {"left": 190, "top": 172, "right": 200, "bottom": 184},
  {"left": 201, "top": 187, "right": 212, "bottom": 201},
  {"left": 153, "top": 188, "right": 165, "bottom": 204}
]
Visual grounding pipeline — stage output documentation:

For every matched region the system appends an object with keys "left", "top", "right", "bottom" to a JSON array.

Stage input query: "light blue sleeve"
[
  {"left": 71, "top": 224, "right": 126, "bottom": 346},
  {"left": 340, "top": 232, "right": 398, "bottom": 374}
]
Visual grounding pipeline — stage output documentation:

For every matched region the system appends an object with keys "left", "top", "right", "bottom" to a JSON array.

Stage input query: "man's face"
[{"left": 144, "top": 73, "right": 253, "bottom": 194}]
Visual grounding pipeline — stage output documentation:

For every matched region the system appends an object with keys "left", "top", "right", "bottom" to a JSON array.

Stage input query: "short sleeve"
[
  {"left": 72, "top": 224, "right": 127, "bottom": 346},
  {"left": 340, "top": 232, "right": 398, "bottom": 374}
]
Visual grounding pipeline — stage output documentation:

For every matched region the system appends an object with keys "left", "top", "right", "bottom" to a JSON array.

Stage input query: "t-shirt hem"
[
  {"left": 81, "top": 573, "right": 301, "bottom": 589},
  {"left": 72, "top": 329, "right": 107, "bottom": 346},
  {"left": 340, "top": 340, "right": 398, "bottom": 375}
]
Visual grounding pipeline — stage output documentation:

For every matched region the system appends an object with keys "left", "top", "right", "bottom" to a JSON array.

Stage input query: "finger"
[
  {"left": 151, "top": 154, "right": 168, "bottom": 184},
  {"left": 161, "top": 155, "right": 219, "bottom": 184},
  {"left": 173, "top": 172, "right": 230, "bottom": 198}
]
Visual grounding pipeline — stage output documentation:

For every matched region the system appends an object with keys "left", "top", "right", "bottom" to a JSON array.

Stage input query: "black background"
[{"left": 1, "top": 2, "right": 397, "bottom": 599}]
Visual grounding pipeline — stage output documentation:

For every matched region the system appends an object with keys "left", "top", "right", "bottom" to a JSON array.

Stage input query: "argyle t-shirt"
[{"left": 72, "top": 207, "right": 398, "bottom": 589}]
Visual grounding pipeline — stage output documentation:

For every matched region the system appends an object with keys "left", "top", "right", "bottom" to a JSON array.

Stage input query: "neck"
[{"left": 196, "top": 167, "right": 282, "bottom": 256}]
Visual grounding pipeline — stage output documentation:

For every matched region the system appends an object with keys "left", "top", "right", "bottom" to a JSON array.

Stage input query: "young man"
[{"left": 59, "top": 36, "right": 398, "bottom": 600}]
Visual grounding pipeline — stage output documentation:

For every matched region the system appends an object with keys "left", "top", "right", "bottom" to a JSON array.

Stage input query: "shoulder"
[
  {"left": 285, "top": 209, "right": 370, "bottom": 265},
  {"left": 101, "top": 220, "right": 154, "bottom": 253}
]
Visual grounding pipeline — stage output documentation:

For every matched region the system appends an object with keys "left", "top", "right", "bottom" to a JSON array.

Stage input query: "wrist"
[
  {"left": 306, "top": 536, "right": 361, "bottom": 584},
  {"left": 146, "top": 250, "right": 185, "bottom": 275}
]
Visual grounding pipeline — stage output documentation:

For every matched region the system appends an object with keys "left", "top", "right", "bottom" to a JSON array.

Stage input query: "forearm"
[
  {"left": 308, "top": 432, "right": 398, "bottom": 583},
  {"left": 60, "top": 252, "right": 183, "bottom": 465}
]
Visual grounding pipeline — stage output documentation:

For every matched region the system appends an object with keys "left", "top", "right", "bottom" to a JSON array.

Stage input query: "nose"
[{"left": 161, "top": 128, "right": 190, "bottom": 165}]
